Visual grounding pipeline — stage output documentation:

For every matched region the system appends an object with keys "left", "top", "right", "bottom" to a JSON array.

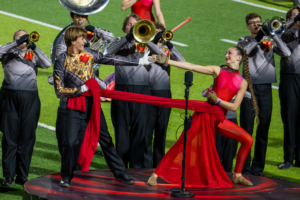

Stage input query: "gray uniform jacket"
[
  {"left": 280, "top": 20, "right": 300, "bottom": 74},
  {"left": 147, "top": 42, "right": 185, "bottom": 90},
  {"left": 0, "top": 41, "right": 51, "bottom": 91},
  {"left": 107, "top": 37, "right": 150, "bottom": 86},
  {"left": 238, "top": 35, "right": 291, "bottom": 84}
]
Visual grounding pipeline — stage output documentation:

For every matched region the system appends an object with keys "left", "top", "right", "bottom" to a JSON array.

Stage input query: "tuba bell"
[
  {"left": 133, "top": 20, "right": 156, "bottom": 53},
  {"left": 259, "top": 16, "right": 286, "bottom": 36}
]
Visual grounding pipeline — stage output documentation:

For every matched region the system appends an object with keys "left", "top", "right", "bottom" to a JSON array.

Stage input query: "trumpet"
[
  {"left": 27, "top": 31, "right": 40, "bottom": 47},
  {"left": 133, "top": 20, "right": 156, "bottom": 53},
  {"left": 161, "top": 30, "right": 174, "bottom": 45},
  {"left": 258, "top": 16, "right": 286, "bottom": 36}
]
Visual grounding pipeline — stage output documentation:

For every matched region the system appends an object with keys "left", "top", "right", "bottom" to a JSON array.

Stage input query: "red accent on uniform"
[
  {"left": 67, "top": 78, "right": 101, "bottom": 172},
  {"left": 79, "top": 54, "right": 89, "bottom": 63},
  {"left": 131, "top": 0, "right": 156, "bottom": 22}
]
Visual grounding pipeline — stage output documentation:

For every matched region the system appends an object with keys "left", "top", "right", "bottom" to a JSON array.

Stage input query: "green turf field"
[{"left": 0, "top": 0, "right": 299, "bottom": 199}]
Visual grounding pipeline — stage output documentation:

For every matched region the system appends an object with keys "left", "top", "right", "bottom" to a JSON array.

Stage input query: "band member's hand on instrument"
[
  {"left": 81, "top": 84, "right": 89, "bottom": 92},
  {"left": 153, "top": 53, "right": 168, "bottom": 64},
  {"left": 16, "top": 34, "right": 29, "bottom": 46},
  {"left": 125, "top": 27, "right": 134, "bottom": 42},
  {"left": 166, "top": 41, "right": 174, "bottom": 50},
  {"left": 152, "top": 31, "right": 164, "bottom": 44},
  {"left": 294, "top": 13, "right": 300, "bottom": 23},
  {"left": 28, "top": 42, "right": 36, "bottom": 50},
  {"left": 207, "top": 91, "right": 220, "bottom": 105},
  {"left": 255, "top": 28, "right": 265, "bottom": 42},
  {"left": 138, "top": 50, "right": 154, "bottom": 65},
  {"left": 85, "top": 25, "right": 96, "bottom": 33}
]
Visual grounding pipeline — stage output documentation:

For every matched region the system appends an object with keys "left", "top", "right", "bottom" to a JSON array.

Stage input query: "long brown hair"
[{"left": 235, "top": 46, "right": 260, "bottom": 125}]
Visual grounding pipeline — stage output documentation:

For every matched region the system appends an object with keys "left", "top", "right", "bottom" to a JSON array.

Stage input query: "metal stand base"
[{"left": 170, "top": 188, "right": 195, "bottom": 198}]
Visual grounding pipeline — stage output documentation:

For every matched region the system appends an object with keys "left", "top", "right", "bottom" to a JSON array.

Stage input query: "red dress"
[
  {"left": 154, "top": 67, "right": 253, "bottom": 188},
  {"left": 131, "top": 0, "right": 156, "bottom": 22}
]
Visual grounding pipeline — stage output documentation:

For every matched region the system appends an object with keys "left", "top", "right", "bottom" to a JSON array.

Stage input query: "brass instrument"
[
  {"left": 27, "top": 31, "right": 40, "bottom": 47},
  {"left": 258, "top": 16, "right": 286, "bottom": 36},
  {"left": 161, "top": 30, "right": 174, "bottom": 45},
  {"left": 133, "top": 20, "right": 156, "bottom": 53}
]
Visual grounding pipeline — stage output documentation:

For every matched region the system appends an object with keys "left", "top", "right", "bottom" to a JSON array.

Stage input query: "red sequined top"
[
  {"left": 213, "top": 67, "right": 244, "bottom": 102},
  {"left": 131, "top": 0, "right": 156, "bottom": 22}
]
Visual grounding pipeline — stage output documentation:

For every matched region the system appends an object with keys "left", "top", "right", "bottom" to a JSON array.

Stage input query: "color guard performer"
[
  {"left": 238, "top": 13, "right": 291, "bottom": 176},
  {"left": 144, "top": 22, "right": 185, "bottom": 168},
  {"left": 278, "top": 8, "right": 300, "bottom": 170},
  {"left": 0, "top": 30, "right": 52, "bottom": 186},
  {"left": 54, "top": 26, "right": 152, "bottom": 187}
]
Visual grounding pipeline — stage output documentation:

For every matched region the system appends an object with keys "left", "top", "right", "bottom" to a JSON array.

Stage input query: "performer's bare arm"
[
  {"left": 121, "top": 0, "right": 139, "bottom": 11},
  {"left": 218, "top": 79, "right": 248, "bottom": 112},
  {"left": 154, "top": 57, "right": 221, "bottom": 78},
  {"left": 153, "top": 0, "right": 165, "bottom": 27}
]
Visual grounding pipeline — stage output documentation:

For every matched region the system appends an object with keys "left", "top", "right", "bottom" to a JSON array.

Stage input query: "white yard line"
[
  {"left": 0, "top": 10, "right": 63, "bottom": 30},
  {"left": 221, "top": 38, "right": 280, "bottom": 90},
  {"left": 0, "top": 10, "right": 189, "bottom": 47},
  {"left": 38, "top": 122, "right": 56, "bottom": 131},
  {"left": 231, "top": 0, "right": 286, "bottom": 13}
]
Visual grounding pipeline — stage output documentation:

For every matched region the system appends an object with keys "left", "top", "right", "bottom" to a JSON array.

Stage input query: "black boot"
[
  {"left": 115, "top": 172, "right": 135, "bottom": 185},
  {"left": 59, "top": 176, "right": 71, "bottom": 188},
  {"left": 2, "top": 177, "right": 15, "bottom": 186},
  {"left": 15, "top": 176, "right": 28, "bottom": 185}
]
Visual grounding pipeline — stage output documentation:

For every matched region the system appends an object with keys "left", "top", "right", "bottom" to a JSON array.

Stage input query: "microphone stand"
[{"left": 170, "top": 73, "right": 195, "bottom": 198}]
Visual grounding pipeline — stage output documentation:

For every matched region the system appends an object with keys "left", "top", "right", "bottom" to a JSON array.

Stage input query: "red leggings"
[{"left": 215, "top": 119, "right": 253, "bottom": 173}]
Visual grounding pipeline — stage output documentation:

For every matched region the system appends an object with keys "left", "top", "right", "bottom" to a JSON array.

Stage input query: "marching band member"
[
  {"left": 107, "top": 13, "right": 152, "bottom": 168},
  {"left": 54, "top": 26, "right": 152, "bottom": 187},
  {"left": 144, "top": 22, "right": 185, "bottom": 168},
  {"left": 0, "top": 30, "right": 51, "bottom": 186},
  {"left": 278, "top": 8, "right": 300, "bottom": 170},
  {"left": 238, "top": 13, "right": 291, "bottom": 176}
]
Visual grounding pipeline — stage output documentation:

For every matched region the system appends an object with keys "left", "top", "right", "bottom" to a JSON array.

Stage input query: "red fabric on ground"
[{"left": 67, "top": 78, "right": 101, "bottom": 172}]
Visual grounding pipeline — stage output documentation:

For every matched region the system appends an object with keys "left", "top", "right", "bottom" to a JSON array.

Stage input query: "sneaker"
[
  {"left": 279, "top": 162, "right": 293, "bottom": 170},
  {"left": 115, "top": 172, "right": 135, "bottom": 185},
  {"left": 1, "top": 177, "right": 15, "bottom": 187},
  {"left": 59, "top": 176, "right": 71, "bottom": 188},
  {"left": 15, "top": 176, "right": 28, "bottom": 185}
]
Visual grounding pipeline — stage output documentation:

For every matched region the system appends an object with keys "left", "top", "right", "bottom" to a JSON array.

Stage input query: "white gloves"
[
  {"left": 81, "top": 84, "right": 89, "bottom": 92},
  {"left": 138, "top": 50, "right": 155, "bottom": 65}
]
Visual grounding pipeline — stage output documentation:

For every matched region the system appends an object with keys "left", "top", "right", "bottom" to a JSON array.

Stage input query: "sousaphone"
[{"left": 59, "top": 0, "right": 109, "bottom": 15}]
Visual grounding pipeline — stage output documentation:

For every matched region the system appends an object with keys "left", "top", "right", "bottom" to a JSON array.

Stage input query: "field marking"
[
  {"left": 221, "top": 38, "right": 280, "bottom": 90},
  {"left": 0, "top": 10, "right": 63, "bottom": 30},
  {"left": 231, "top": 0, "right": 286, "bottom": 13},
  {"left": 38, "top": 122, "right": 56, "bottom": 131},
  {"left": 0, "top": 10, "right": 188, "bottom": 47}
]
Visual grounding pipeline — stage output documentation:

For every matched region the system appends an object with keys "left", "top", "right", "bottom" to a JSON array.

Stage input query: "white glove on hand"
[
  {"left": 138, "top": 50, "right": 154, "bottom": 65},
  {"left": 81, "top": 84, "right": 89, "bottom": 92}
]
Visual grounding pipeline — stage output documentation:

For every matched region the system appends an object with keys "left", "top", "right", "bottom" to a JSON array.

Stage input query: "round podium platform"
[{"left": 23, "top": 169, "right": 300, "bottom": 200}]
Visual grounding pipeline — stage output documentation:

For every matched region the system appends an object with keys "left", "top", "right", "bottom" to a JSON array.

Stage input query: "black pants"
[
  {"left": 215, "top": 118, "right": 238, "bottom": 172},
  {"left": 111, "top": 85, "right": 151, "bottom": 168},
  {"left": 61, "top": 96, "right": 125, "bottom": 179},
  {"left": 279, "top": 74, "right": 300, "bottom": 165},
  {"left": 240, "top": 84, "right": 272, "bottom": 174},
  {"left": 0, "top": 89, "right": 40, "bottom": 178},
  {"left": 144, "top": 90, "right": 171, "bottom": 168}
]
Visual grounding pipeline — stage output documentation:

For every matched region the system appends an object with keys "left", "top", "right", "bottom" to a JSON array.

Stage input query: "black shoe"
[
  {"left": 115, "top": 172, "right": 135, "bottom": 185},
  {"left": 279, "top": 162, "right": 293, "bottom": 170},
  {"left": 59, "top": 176, "right": 71, "bottom": 188},
  {"left": 94, "top": 150, "right": 103, "bottom": 156},
  {"left": 253, "top": 172, "right": 265, "bottom": 177},
  {"left": 2, "top": 177, "right": 14, "bottom": 186},
  {"left": 15, "top": 177, "right": 28, "bottom": 185}
]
